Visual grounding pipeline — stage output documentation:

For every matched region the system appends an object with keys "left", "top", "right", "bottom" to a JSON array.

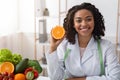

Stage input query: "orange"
[
  {"left": 0, "top": 62, "right": 14, "bottom": 74},
  {"left": 51, "top": 25, "right": 65, "bottom": 39},
  {"left": 14, "top": 73, "right": 26, "bottom": 80}
]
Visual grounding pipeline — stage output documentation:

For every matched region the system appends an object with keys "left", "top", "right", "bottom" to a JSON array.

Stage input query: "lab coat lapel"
[
  {"left": 67, "top": 37, "right": 82, "bottom": 75},
  {"left": 67, "top": 36, "right": 96, "bottom": 63},
  {"left": 67, "top": 37, "right": 81, "bottom": 61},
  {"left": 66, "top": 35, "right": 97, "bottom": 75},
  {"left": 67, "top": 35, "right": 81, "bottom": 61},
  {"left": 81, "top": 37, "right": 97, "bottom": 64}
]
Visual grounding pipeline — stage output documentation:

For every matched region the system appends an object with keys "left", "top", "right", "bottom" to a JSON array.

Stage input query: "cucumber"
[{"left": 15, "top": 58, "right": 29, "bottom": 73}]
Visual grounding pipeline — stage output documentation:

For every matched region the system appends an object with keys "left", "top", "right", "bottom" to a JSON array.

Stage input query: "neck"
[{"left": 78, "top": 35, "right": 92, "bottom": 48}]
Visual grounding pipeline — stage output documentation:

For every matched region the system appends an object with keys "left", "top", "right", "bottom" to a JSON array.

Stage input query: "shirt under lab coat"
[{"left": 46, "top": 35, "right": 120, "bottom": 80}]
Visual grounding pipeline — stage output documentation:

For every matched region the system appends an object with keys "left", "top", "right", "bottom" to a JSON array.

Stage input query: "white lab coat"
[{"left": 46, "top": 35, "right": 120, "bottom": 80}]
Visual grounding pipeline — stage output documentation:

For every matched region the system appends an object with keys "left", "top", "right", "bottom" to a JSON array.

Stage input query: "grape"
[
  {"left": 2, "top": 72, "right": 8, "bottom": 76},
  {"left": 0, "top": 75, "right": 3, "bottom": 80},
  {"left": 8, "top": 73, "right": 14, "bottom": 78},
  {"left": 3, "top": 76, "right": 9, "bottom": 80},
  {"left": 8, "top": 77, "right": 14, "bottom": 80}
]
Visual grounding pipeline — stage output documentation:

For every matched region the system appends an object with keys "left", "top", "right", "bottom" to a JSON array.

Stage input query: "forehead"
[{"left": 74, "top": 9, "right": 93, "bottom": 18}]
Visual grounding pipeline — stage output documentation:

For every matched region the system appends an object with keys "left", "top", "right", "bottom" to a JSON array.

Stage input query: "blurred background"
[{"left": 0, "top": 0, "right": 119, "bottom": 77}]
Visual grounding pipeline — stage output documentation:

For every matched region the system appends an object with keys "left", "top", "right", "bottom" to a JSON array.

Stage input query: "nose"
[{"left": 81, "top": 20, "right": 87, "bottom": 26}]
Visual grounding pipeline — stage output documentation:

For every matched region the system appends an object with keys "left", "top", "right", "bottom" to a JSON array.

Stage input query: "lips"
[{"left": 79, "top": 27, "right": 89, "bottom": 31}]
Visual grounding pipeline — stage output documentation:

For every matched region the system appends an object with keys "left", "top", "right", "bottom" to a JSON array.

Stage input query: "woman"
[{"left": 46, "top": 2, "right": 120, "bottom": 80}]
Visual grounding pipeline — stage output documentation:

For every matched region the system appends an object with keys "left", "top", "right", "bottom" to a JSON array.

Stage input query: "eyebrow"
[{"left": 74, "top": 16, "right": 93, "bottom": 19}]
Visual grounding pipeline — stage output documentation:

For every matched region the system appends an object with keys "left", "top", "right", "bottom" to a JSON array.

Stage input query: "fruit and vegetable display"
[{"left": 0, "top": 48, "right": 43, "bottom": 80}]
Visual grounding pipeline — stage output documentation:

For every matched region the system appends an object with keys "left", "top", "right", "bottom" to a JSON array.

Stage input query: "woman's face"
[{"left": 74, "top": 9, "right": 94, "bottom": 38}]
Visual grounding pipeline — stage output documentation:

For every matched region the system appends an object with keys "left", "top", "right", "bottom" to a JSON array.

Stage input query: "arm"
[
  {"left": 46, "top": 50, "right": 65, "bottom": 80},
  {"left": 46, "top": 35, "right": 66, "bottom": 80}
]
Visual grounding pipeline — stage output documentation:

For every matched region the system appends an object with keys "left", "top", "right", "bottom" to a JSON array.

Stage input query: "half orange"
[
  {"left": 0, "top": 62, "right": 14, "bottom": 74},
  {"left": 51, "top": 25, "right": 65, "bottom": 39}
]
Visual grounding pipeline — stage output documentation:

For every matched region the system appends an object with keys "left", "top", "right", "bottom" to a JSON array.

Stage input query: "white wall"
[
  {"left": 0, "top": 0, "right": 18, "bottom": 36},
  {"left": 17, "top": 0, "right": 35, "bottom": 59},
  {"left": 18, "top": 0, "right": 34, "bottom": 32},
  {"left": 0, "top": 0, "right": 21, "bottom": 54},
  {"left": 0, "top": 0, "right": 35, "bottom": 59}
]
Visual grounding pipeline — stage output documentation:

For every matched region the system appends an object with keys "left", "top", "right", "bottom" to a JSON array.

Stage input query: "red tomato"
[
  {"left": 33, "top": 70, "right": 39, "bottom": 79},
  {"left": 24, "top": 67, "right": 33, "bottom": 75},
  {"left": 24, "top": 67, "right": 39, "bottom": 79}
]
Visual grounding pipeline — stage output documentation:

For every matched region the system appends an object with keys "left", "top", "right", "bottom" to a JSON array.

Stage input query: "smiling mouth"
[{"left": 79, "top": 27, "right": 89, "bottom": 31}]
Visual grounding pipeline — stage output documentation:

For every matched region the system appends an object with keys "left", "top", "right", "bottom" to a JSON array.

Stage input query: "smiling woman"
[{"left": 46, "top": 2, "right": 120, "bottom": 80}]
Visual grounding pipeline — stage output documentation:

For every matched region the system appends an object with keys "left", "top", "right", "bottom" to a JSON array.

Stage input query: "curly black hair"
[{"left": 63, "top": 2, "right": 105, "bottom": 44}]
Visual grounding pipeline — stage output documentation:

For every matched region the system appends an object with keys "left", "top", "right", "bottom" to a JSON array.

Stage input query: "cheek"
[
  {"left": 74, "top": 20, "right": 79, "bottom": 26},
  {"left": 74, "top": 25, "right": 79, "bottom": 31},
  {"left": 92, "top": 21, "right": 95, "bottom": 27},
  {"left": 74, "top": 22, "right": 80, "bottom": 28},
  {"left": 89, "top": 22, "right": 94, "bottom": 28}
]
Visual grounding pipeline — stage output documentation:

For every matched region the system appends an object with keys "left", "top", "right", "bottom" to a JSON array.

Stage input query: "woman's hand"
[
  {"left": 66, "top": 77, "right": 86, "bottom": 80},
  {"left": 49, "top": 35, "right": 64, "bottom": 53}
]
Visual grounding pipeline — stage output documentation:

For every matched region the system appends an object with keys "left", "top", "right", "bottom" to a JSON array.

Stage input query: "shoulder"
[
  {"left": 100, "top": 38, "right": 116, "bottom": 54},
  {"left": 56, "top": 38, "right": 69, "bottom": 60},
  {"left": 58, "top": 38, "right": 69, "bottom": 49},
  {"left": 100, "top": 38, "right": 115, "bottom": 47}
]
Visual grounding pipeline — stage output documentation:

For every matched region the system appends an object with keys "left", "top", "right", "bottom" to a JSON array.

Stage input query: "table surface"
[{"left": 36, "top": 76, "right": 50, "bottom": 80}]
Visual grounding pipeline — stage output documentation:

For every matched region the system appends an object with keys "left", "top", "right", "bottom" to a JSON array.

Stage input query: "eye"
[
  {"left": 86, "top": 18, "right": 92, "bottom": 22},
  {"left": 75, "top": 19, "right": 82, "bottom": 23}
]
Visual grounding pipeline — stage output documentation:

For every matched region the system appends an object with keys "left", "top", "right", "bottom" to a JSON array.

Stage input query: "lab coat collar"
[
  {"left": 67, "top": 34, "right": 97, "bottom": 64},
  {"left": 81, "top": 36, "right": 97, "bottom": 64}
]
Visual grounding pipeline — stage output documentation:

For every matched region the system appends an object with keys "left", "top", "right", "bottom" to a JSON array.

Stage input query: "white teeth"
[
  {"left": 78, "top": 27, "right": 89, "bottom": 32},
  {"left": 80, "top": 27, "right": 88, "bottom": 30}
]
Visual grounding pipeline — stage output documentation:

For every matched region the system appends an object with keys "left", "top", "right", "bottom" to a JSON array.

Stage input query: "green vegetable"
[
  {"left": 12, "top": 53, "right": 22, "bottom": 65},
  {"left": 27, "top": 60, "right": 42, "bottom": 73},
  {"left": 0, "top": 48, "right": 13, "bottom": 62},
  {"left": 15, "top": 58, "right": 29, "bottom": 73},
  {"left": 0, "top": 48, "right": 22, "bottom": 66}
]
